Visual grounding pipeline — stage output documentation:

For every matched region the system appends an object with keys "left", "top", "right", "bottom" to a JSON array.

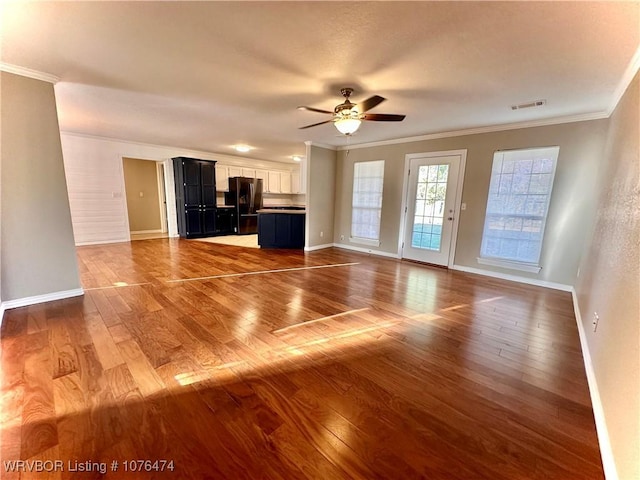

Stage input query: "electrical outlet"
[
  {"left": 340, "top": 235, "right": 344, "bottom": 241},
  {"left": 593, "top": 312, "right": 600, "bottom": 332},
  {"left": 461, "top": 202, "right": 467, "bottom": 211},
  {"left": 320, "top": 231, "right": 324, "bottom": 238}
]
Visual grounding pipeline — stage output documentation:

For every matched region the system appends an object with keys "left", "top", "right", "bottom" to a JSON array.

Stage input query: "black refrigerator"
[{"left": 225, "top": 177, "right": 263, "bottom": 234}]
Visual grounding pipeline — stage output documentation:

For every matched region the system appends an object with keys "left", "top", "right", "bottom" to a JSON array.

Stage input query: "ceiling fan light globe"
[{"left": 334, "top": 118, "right": 361, "bottom": 135}]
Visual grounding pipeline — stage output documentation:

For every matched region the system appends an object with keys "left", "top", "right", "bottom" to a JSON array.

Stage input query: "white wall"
[{"left": 61, "top": 133, "right": 301, "bottom": 245}]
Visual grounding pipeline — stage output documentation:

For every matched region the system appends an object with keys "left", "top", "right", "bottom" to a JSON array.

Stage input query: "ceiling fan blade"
[
  {"left": 297, "top": 106, "right": 334, "bottom": 114},
  {"left": 362, "top": 113, "right": 406, "bottom": 122},
  {"left": 299, "top": 120, "right": 333, "bottom": 129},
  {"left": 358, "top": 95, "right": 386, "bottom": 113}
]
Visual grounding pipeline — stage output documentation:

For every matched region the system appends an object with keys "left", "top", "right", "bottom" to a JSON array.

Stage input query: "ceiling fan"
[{"left": 298, "top": 88, "right": 406, "bottom": 136}]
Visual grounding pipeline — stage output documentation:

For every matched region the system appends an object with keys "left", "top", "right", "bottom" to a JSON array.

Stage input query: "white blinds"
[
  {"left": 480, "top": 147, "right": 559, "bottom": 265},
  {"left": 351, "top": 160, "right": 385, "bottom": 243}
]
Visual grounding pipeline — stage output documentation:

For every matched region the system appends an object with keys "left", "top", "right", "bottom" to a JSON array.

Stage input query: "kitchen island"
[{"left": 257, "top": 208, "right": 305, "bottom": 249}]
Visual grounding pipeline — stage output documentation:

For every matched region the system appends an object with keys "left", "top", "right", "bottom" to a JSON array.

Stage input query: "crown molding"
[
  {"left": 304, "top": 140, "right": 337, "bottom": 151},
  {"left": 0, "top": 62, "right": 60, "bottom": 84},
  {"left": 335, "top": 111, "right": 609, "bottom": 151},
  {"left": 608, "top": 43, "right": 640, "bottom": 116}
]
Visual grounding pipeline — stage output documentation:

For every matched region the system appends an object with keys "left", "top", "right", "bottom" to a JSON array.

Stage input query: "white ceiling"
[{"left": 2, "top": 1, "right": 638, "bottom": 163}]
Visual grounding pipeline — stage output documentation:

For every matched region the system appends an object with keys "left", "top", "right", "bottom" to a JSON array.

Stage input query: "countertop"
[{"left": 257, "top": 209, "right": 306, "bottom": 214}]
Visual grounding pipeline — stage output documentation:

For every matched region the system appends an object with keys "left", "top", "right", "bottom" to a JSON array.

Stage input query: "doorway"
[
  {"left": 122, "top": 157, "right": 168, "bottom": 240},
  {"left": 401, "top": 150, "right": 466, "bottom": 266}
]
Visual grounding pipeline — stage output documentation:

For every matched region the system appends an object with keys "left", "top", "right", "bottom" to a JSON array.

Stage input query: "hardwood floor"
[{"left": 1, "top": 239, "right": 603, "bottom": 479}]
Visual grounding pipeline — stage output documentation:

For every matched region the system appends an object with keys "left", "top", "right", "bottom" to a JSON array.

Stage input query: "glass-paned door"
[{"left": 403, "top": 154, "right": 462, "bottom": 266}]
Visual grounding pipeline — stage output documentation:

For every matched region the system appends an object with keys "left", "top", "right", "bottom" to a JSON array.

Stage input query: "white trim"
[
  {"left": 334, "top": 242, "right": 399, "bottom": 259},
  {"left": 608, "top": 43, "right": 640, "bottom": 116},
  {"left": 60, "top": 131, "right": 299, "bottom": 167},
  {"left": 451, "top": 264, "right": 571, "bottom": 292},
  {"left": 0, "top": 62, "right": 60, "bottom": 84},
  {"left": 571, "top": 288, "right": 618, "bottom": 480},
  {"left": 335, "top": 111, "right": 609, "bottom": 151},
  {"left": 76, "top": 239, "right": 130, "bottom": 246},
  {"left": 0, "top": 304, "right": 5, "bottom": 329},
  {"left": 304, "top": 243, "right": 335, "bottom": 252},
  {"left": 349, "top": 237, "right": 380, "bottom": 247},
  {"left": 303, "top": 142, "right": 312, "bottom": 249},
  {"left": 130, "top": 229, "right": 163, "bottom": 235},
  {"left": 157, "top": 162, "right": 168, "bottom": 233},
  {"left": 1, "top": 288, "right": 84, "bottom": 311},
  {"left": 304, "top": 140, "right": 337, "bottom": 151},
  {"left": 398, "top": 149, "right": 467, "bottom": 267},
  {"left": 477, "top": 257, "right": 542, "bottom": 274}
]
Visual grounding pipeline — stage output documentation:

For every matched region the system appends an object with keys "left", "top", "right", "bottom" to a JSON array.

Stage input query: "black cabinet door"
[
  {"left": 258, "top": 214, "right": 277, "bottom": 246},
  {"left": 183, "top": 160, "right": 201, "bottom": 207},
  {"left": 275, "top": 214, "right": 291, "bottom": 242},
  {"left": 185, "top": 208, "right": 203, "bottom": 236},
  {"left": 173, "top": 157, "right": 218, "bottom": 238},
  {"left": 290, "top": 214, "right": 305, "bottom": 247},
  {"left": 202, "top": 208, "right": 216, "bottom": 235},
  {"left": 200, "top": 162, "right": 217, "bottom": 207}
]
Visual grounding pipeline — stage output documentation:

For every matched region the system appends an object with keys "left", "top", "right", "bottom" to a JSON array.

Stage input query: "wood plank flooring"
[{"left": 1, "top": 239, "right": 603, "bottom": 479}]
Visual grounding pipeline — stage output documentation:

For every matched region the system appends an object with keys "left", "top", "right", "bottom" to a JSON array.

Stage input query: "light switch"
[
  {"left": 139, "top": 191, "right": 144, "bottom": 197},
  {"left": 461, "top": 203, "right": 467, "bottom": 210}
]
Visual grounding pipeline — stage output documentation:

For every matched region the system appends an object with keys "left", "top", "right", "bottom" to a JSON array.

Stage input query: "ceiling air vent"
[{"left": 511, "top": 100, "right": 546, "bottom": 111}]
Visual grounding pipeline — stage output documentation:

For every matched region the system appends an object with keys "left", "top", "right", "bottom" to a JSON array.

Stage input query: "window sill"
[
  {"left": 350, "top": 237, "right": 380, "bottom": 247},
  {"left": 477, "top": 257, "right": 541, "bottom": 274}
]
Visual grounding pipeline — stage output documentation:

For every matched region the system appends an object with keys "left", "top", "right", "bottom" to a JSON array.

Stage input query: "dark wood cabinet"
[
  {"left": 173, "top": 157, "right": 218, "bottom": 238},
  {"left": 258, "top": 213, "right": 305, "bottom": 248}
]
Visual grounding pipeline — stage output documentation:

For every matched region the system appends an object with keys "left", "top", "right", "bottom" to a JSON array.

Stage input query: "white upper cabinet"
[
  {"left": 255, "top": 169, "right": 269, "bottom": 191},
  {"left": 291, "top": 170, "right": 301, "bottom": 194},
  {"left": 215, "top": 165, "right": 229, "bottom": 191},
  {"left": 267, "top": 171, "right": 281, "bottom": 193},
  {"left": 280, "top": 172, "right": 292, "bottom": 194},
  {"left": 228, "top": 166, "right": 242, "bottom": 178},
  {"left": 214, "top": 164, "right": 302, "bottom": 195}
]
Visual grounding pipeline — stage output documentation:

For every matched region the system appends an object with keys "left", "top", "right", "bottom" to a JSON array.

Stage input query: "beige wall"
[
  {"left": 1, "top": 72, "right": 80, "bottom": 301},
  {"left": 575, "top": 72, "right": 639, "bottom": 480},
  {"left": 123, "top": 157, "right": 162, "bottom": 232},
  {"left": 306, "top": 145, "right": 336, "bottom": 248},
  {"left": 334, "top": 119, "right": 609, "bottom": 285}
]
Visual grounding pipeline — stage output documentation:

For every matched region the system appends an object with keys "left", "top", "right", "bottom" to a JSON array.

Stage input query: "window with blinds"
[
  {"left": 479, "top": 146, "right": 559, "bottom": 272},
  {"left": 351, "top": 160, "right": 385, "bottom": 246}
]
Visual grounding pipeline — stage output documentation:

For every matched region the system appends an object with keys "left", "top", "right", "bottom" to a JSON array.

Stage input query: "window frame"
[
  {"left": 350, "top": 160, "right": 385, "bottom": 247},
  {"left": 478, "top": 146, "right": 560, "bottom": 273}
]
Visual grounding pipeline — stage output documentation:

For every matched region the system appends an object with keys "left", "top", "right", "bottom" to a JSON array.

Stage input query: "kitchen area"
[{"left": 172, "top": 156, "right": 306, "bottom": 249}]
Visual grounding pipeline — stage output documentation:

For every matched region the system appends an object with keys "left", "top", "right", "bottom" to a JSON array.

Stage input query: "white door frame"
[
  {"left": 119, "top": 155, "right": 175, "bottom": 240},
  {"left": 397, "top": 149, "right": 467, "bottom": 267}
]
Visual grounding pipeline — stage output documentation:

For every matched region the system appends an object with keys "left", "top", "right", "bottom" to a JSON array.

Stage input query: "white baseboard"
[
  {"left": 1, "top": 288, "right": 85, "bottom": 312},
  {"left": 304, "top": 243, "right": 335, "bottom": 252},
  {"left": 76, "top": 238, "right": 129, "bottom": 246},
  {"left": 451, "top": 264, "right": 572, "bottom": 292},
  {"left": 0, "top": 303, "right": 5, "bottom": 329},
  {"left": 571, "top": 288, "right": 618, "bottom": 480},
  {"left": 130, "top": 229, "right": 163, "bottom": 234},
  {"left": 333, "top": 243, "right": 400, "bottom": 259}
]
